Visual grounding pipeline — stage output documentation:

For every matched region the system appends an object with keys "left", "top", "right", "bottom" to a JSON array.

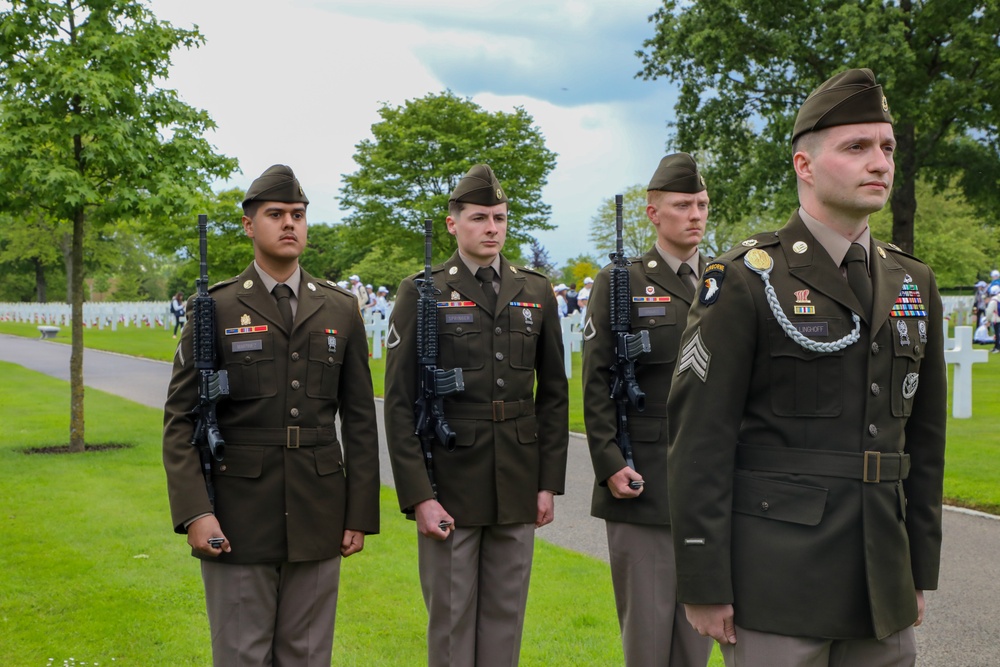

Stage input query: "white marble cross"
[{"left": 943, "top": 323, "right": 989, "bottom": 418}]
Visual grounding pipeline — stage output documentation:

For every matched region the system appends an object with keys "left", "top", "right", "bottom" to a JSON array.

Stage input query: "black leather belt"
[
  {"left": 736, "top": 444, "right": 910, "bottom": 483},
  {"left": 223, "top": 426, "right": 335, "bottom": 448},
  {"left": 443, "top": 399, "right": 534, "bottom": 422}
]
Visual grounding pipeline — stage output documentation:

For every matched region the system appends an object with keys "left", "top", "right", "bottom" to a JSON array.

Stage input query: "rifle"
[
  {"left": 413, "top": 218, "right": 465, "bottom": 500},
  {"left": 190, "top": 214, "right": 228, "bottom": 507},
  {"left": 608, "top": 194, "right": 650, "bottom": 489}
]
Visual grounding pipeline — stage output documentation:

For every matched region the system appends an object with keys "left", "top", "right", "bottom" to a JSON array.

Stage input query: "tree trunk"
[
  {"left": 34, "top": 258, "right": 47, "bottom": 303},
  {"left": 890, "top": 122, "right": 917, "bottom": 254},
  {"left": 69, "top": 205, "right": 85, "bottom": 452}
]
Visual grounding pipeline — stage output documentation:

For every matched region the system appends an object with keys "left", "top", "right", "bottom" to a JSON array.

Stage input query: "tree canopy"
[
  {"left": 338, "top": 91, "right": 558, "bottom": 264},
  {"left": 0, "top": 0, "right": 237, "bottom": 450},
  {"left": 638, "top": 0, "right": 1000, "bottom": 254}
]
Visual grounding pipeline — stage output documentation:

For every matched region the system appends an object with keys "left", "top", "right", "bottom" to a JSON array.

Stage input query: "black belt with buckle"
[{"left": 736, "top": 444, "right": 910, "bottom": 483}]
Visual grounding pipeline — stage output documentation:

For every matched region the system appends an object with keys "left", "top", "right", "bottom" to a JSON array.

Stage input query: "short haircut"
[{"left": 242, "top": 200, "right": 263, "bottom": 219}]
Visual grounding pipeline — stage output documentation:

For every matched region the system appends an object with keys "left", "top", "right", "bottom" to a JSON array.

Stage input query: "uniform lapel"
[
  {"left": 442, "top": 253, "right": 490, "bottom": 312},
  {"left": 638, "top": 247, "right": 689, "bottom": 304},
  {"left": 496, "top": 255, "right": 528, "bottom": 314},
  {"left": 779, "top": 214, "right": 866, "bottom": 322},
  {"left": 293, "top": 269, "right": 325, "bottom": 331},
  {"left": 870, "top": 241, "right": 905, "bottom": 335},
  {"left": 234, "top": 264, "right": 285, "bottom": 331}
]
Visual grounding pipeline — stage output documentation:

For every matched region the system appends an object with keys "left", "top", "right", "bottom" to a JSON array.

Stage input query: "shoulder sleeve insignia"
[
  {"left": 700, "top": 263, "right": 726, "bottom": 306},
  {"left": 677, "top": 327, "right": 711, "bottom": 382},
  {"left": 386, "top": 322, "right": 401, "bottom": 349}
]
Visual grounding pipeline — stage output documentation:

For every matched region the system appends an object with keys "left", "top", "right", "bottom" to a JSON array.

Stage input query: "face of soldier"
[
  {"left": 646, "top": 190, "right": 709, "bottom": 259},
  {"left": 797, "top": 122, "right": 895, "bottom": 223},
  {"left": 447, "top": 203, "right": 508, "bottom": 265},
  {"left": 242, "top": 202, "right": 307, "bottom": 270}
]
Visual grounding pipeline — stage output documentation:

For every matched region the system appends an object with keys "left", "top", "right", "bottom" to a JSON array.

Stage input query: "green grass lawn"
[{"left": 1, "top": 362, "right": 652, "bottom": 665}]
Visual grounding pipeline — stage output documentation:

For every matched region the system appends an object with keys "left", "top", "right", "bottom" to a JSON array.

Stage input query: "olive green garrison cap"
[
  {"left": 647, "top": 152, "right": 706, "bottom": 193},
  {"left": 449, "top": 164, "right": 507, "bottom": 206},
  {"left": 242, "top": 164, "right": 309, "bottom": 209},
  {"left": 792, "top": 68, "right": 893, "bottom": 144}
]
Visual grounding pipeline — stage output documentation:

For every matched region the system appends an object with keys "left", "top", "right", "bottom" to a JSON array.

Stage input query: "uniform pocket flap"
[
  {"left": 215, "top": 447, "right": 264, "bottom": 479},
  {"left": 314, "top": 444, "right": 344, "bottom": 475},
  {"left": 732, "top": 473, "right": 828, "bottom": 526},
  {"left": 628, "top": 416, "right": 662, "bottom": 443},
  {"left": 516, "top": 415, "right": 538, "bottom": 444},
  {"left": 449, "top": 419, "right": 477, "bottom": 448}
]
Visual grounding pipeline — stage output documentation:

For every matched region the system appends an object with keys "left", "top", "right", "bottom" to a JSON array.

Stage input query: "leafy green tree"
[
  {"left": 638, "top": 0, "right": 1000, "bottom": 254},
  {"left": 0, "top": 0, "right": 237, "bottom": 451},
  {"left": 560, "top": 255, "right": 602, "bottom": 289},
  {"left": 525, "top": 238, "right": 557, "bottom": 278},
  {"left": 301, "top": 223, "right": 368, "bottom": 284},
  {"left": 345, "top": 245, "right": 423, "bottom": 297},
  {"left": 339, "top": 91, "right": 557, "bottom": 264},
  {"left": 870, "top": 178, "right": 1000, "bottom": 288},
  {"left": 588, "top": 185, "right": 657, "bottom": 259},
  {"left": 0, "top": 210, "right": 66, "bottom": 301}
]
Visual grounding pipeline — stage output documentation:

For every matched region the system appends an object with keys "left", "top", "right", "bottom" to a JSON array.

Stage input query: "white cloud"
[{"left": 151, "top": 0, "right": 677, "bottom": 265}]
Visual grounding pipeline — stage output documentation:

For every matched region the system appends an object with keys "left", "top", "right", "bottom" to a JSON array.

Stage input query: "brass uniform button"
[
  {"left": 290, "top": 408, "right": 300, "bottom": 418},
  {"left": 291, "top": 380, "right": 300, "bottom": 390}
]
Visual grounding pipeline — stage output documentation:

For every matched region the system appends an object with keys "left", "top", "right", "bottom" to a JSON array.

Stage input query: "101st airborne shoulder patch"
[{"left": 700, "top": 263, "right": 726, "bottom": 306}]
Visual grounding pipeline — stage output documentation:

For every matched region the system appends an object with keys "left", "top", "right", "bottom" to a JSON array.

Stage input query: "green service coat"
[
  {"left": 667, "top": 213, "right": 946, "bottom": 640},
  {"left": 384, "top": 252, "right": 569, "bottom": 525},
  {"left": 583, "top": 247, "right": 707, "bottom": 524},
  {"left": 163, "top": 264, "right": 381, "bottom": 564}
]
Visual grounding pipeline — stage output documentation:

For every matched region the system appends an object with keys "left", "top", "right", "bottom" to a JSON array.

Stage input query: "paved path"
[{"left": 2, "top": 333, "right": 997, "bottom": 665}]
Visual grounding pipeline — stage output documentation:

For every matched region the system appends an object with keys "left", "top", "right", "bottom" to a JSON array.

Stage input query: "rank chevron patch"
[{"left": 677, "top": 327, "right": 711, "bottom": 382}]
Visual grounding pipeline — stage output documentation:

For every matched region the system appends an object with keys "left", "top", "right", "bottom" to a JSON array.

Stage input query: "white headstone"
[{"left": 943, "top": 325, "right": 989, "bottom": 418}]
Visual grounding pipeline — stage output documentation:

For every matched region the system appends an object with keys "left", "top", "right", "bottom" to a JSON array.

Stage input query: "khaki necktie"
[
  {"left": 273, "top": 283, "right": 294, "bottom": 331},
  {"left": 475, "top": 266, "right": 498, "bottom": 312},
  {"left": 843, "top": 244, "right": 872, "bottom": 321},
  {"left": 677, "top": 263, "right": 696, "bottom": 299}
]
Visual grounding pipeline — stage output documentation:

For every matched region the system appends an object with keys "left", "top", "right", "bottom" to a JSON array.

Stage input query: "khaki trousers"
[
  {"left": 201, "top": 557, "right": 341, "bottom": 667},
  {"left": 606, "top": 521, "right": 713, "bottom": 667},
  {"left": 721, "top": 625, "right": 916, "bottom": 667},
  {"left": 418, "top": 523, "right": 535, "bottom": 667}
]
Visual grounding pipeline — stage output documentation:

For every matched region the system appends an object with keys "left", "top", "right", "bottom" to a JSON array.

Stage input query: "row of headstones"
[
  {"left": 0, "top": 302, "right": 175, "bottom": 331},
  {"left": 3, "top": 298, "right": 988, "bottom": 418}
]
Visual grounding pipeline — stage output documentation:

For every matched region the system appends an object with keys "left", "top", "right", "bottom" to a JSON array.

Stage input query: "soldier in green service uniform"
[
  {"left": 667, "top": 69, "right": 947, "bottom": 666},
  {"left": 582, "top": 153, "right": 714, "bottom": 667},
  {"left": 384, "top": 164, "right": 569, "bottom": 667},
  {"left": 163, "top": 165, "right": 381, "bottom": 666}
]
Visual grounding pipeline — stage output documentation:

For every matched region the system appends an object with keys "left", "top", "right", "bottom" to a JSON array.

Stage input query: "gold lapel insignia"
[
  {"left": 449, "top": 266, "right": 458, "bottom": 275},
  {"left": 243, "top": 279, "right": 254, "bottom": 289},
  {"left": 510, "top": 265, "right": 518, "bottom": 273},
  {"left": 307, "top": 282, "right": 316, "bottom": 291},
  {"left": 792, "top": 241, "right": 808, "bottom": 254},
  {"left": 647, "top": 260, "right": 658, "bottom": 268},
  {"left": 877, "top": 246, "right": 887, "bottom": 259}
]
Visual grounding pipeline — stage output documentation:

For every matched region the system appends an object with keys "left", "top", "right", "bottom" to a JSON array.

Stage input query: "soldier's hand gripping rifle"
[
  {"left": 608, "top": 194, "right": 650, "bottom": 489},
  {"left": 414, "top": 218, "right": 465, "bottom": 500},
  {"left": 190, "top": 214, "right": 229, "bottom": 507}
]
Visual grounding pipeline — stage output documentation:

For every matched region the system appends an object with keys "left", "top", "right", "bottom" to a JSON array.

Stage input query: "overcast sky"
[{"left": 153, "top": 0, "right": 680, "bottom": 265}]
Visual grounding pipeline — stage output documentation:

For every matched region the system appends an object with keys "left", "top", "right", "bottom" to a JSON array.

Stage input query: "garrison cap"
[
  {"left": 647, "top": 152, "right": 706, "bottom": 193},
  {"left": 242, "top": 164, "right": 309, "bottom": 209},
  {"left": 449, "top": 164, "right": 507, "bottom": 206},
  {"left": 792, "top": 68, "right": 892, "bottom": 144}
]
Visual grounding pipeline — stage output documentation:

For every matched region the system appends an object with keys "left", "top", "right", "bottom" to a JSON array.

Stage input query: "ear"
[
  {"left": 445, "top": 215, "right": 457, "bottom": 236},
  {"left": 645, "top": 204, "right": 659, "bottom": 225},
  {"left": 793, "top": 150, "right": 814, "bottom": 186},
  {"left": 242, "top": 215, "right": 254, "bottom": 238}
]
